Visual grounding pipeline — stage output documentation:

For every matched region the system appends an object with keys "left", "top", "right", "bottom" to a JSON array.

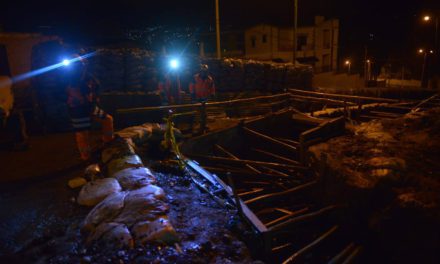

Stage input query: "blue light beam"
[{"left": 9, "top": 52, "right": 96, "bottom": 84}]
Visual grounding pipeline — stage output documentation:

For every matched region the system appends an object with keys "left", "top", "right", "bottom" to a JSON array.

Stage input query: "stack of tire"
[
  {"left": 90, "top": 49, "right": 125, "bottom": 92},
  {"left": 31, "top": 40, "right": 71, "bottom": 132}
]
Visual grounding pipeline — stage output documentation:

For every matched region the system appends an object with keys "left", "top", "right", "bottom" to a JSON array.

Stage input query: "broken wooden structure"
[{"left": 179, "top": 109, "right": 362, "bottom": 262}]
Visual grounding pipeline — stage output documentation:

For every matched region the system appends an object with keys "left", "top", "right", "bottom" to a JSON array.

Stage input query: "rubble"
[{"left": 308, "top": 108, "right": 440, "bottom": 262}]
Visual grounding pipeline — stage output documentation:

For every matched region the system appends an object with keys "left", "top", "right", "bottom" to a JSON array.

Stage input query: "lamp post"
[
  {"left": 215, "top": 0, "right": 221, "bottom": 59},
  {"left": 345, "top": 60, "right": 351, "bottom": 74},
  {"left": 292, "top": 0, "right": 298, "bottom": 64},
  {"left": 418, "top": 49, "right": 434, "bottom": 88},
  {"left": 423, "top": 15, "right": 439, "bottom": 52}
]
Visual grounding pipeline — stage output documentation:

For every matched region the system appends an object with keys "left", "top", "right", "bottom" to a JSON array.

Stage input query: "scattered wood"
[
  {"left": 189, "top": 154, "right": 308, "bottom": 171},
  {"left": 243, "top": 127, "right": 298, "bottom": 153},
  {"left": 270, "top": 205, "right": 341, "bottom": 232},
  {"left": 282, "top": 225, "right": 339, "bottom": 264},
  {"left": 265, "top": 207, "right": 309, "bottom": 227},
  {"left": 245, "top": 180, "right": 317, "bottom": 205},
  {"left": 215, "top": 144, "right": 261, "bottom": 174},
  {"left": 252, "top": 148, "right": 300, "bottom": 165}
]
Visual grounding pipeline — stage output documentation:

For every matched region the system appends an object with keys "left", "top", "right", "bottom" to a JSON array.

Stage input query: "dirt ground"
[
  {"left": 309, "top": 107, "right": 440, "bottom": 263},
  {"left": 0, "top": 155, "right": 254, "bottom": 263}
]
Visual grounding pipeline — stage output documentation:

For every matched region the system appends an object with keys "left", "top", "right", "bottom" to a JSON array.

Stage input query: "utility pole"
[
  {"left": 215, "top": 0, "right": 221, "bottom": 59},
  {"left": 292, "top": 0, "right": 298, "bottom": 64}
]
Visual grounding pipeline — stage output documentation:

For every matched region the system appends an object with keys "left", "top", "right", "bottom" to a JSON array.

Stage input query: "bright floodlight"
[
  {"left": 345, "top": 60, "right": 350, "bottom": 65},
  {"left": 419, "top": 49, "right": 424, "bottom": 54},
  {"left": 424, "top": 15, "right": 431, "bottom": 22},
  {"left": 62, "top": 59, "right": 71, "bottom": 66},
  {"left": 170, "top": 59, "right": 179, "bottom": 69}
]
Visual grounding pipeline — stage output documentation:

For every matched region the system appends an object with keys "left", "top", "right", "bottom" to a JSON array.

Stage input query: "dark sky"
[{"left": 2, "top": 0, "right": 440, "bottom": 69}]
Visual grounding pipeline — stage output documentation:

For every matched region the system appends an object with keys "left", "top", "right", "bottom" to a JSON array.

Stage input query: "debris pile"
[{"left": 308, "top": 108, "right": 440, "bottom": 262}]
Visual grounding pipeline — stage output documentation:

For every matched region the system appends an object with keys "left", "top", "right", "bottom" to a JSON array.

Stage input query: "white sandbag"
[
  {"left": 132, "top": 216, "right": 178, "bottom": 245},
  {"left": 78, "top": 178, "right": 122, "bottom": 207}
]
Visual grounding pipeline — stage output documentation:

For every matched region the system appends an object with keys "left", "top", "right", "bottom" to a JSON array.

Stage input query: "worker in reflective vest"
[
  {"left": 66, "top": 55, "right": 113, "bottom": 161},
  {"left": 158, "top": 72, "right": 181, "bottom": 105},
  {"left": 189, "top": 64, "right": 215, "bottom": 102}
]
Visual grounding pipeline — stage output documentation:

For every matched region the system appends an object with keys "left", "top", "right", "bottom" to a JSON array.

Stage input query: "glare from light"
[
  {"left": 9, "top": 52, "right": 96, "bottom": 84},
  {"left": 170, "top": 59, "right": 179, "bottom": 69},
  {"left": 345, "top": 60, "right": 351, "bottom": 65},
  {"left": 62, "top": 59, "right": 71, "bottom": 66},
  {"left": 423, "top": 15, "right": 431, "bottom": 22},
  {"left": 419, "top": 49, "right": 424, "bottom": 54},
  {"left": 430, "top": 50, "right": 434, "bottom": 54}
]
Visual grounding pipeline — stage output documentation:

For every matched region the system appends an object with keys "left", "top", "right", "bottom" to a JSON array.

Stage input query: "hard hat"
[{"left": 200, "top": 64, "right": 209, "bottom": 71}]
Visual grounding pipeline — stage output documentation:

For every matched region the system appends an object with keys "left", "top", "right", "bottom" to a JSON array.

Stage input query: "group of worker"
[
  {"left": 157, "top": 64, "right": 216, "bottom": 105},
  {"left": 0, "top": 53, "right": 216, "bottom": 161},
  {"left": 66, "top": 56, "right": 215, "bottom": 161}
]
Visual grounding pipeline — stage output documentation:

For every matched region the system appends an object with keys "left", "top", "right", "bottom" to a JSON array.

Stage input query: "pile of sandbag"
[{"left": 75, "top": 123, "right": 179, "bottom": 249}]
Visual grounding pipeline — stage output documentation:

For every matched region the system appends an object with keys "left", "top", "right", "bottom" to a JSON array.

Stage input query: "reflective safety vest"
[
  {"left": 189, "top": 74, "right": 215, "bottom": 100},
  {"left": 158, "top": 78, "right": 181, "bottom": 105}
]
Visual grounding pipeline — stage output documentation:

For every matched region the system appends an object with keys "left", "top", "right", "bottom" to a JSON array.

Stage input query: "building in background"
[{"left": 245, "top": 16, "right": 339, "bottom": 73}]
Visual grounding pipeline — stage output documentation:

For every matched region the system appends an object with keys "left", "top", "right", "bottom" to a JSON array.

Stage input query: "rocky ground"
[{"left": 309, "top": 107, "right": 440, "bottom": 263}]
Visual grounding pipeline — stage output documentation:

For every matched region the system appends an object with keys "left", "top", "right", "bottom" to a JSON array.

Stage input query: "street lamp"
[
  {"left": 344, "top": 60, "right": 351, "bottom": 74},
  {"left": 418, "top": 49, "right": 434, "bottom": 88},
  {"left": 422, "top": 14, "right": 439, "bottom": 52}
]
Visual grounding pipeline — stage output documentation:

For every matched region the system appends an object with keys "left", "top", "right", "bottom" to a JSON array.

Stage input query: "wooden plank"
[
  {"left": 185, "top": 159, "right": 268, "bottom": 233},
  {"left": 188, "top": 154, "right": 308, "bottom": 171},
  {"left": 282, "top": 226, "right": 339, "bottom": 264},
  {"left": 245, "top": 180, "right": 317, "bottom": 205},
  {"left": 265, "top": 207, "right": 309, "bottom": 227},
  {"left": 290, "top": 94, "right": 357, "bottom": 106},
  {"left": 289, "top": 88, "right": 400, "bottom": 103},
  {"left": 117, "top": 93, "right": 291, "bottom": 115},
  {"left": 252, "top": 148, "right": 300, "bottom": 165},
  {"left": 215, "top": 144, "right": 261, "bottom": 174},
  {"left": 270, "top": 205, "right": 341, "bottom": 233},
  {"left": 243, "top": 127, "right": 298, "bottom": 153}
]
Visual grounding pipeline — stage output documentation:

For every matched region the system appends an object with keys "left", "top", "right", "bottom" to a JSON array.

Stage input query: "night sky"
[{"left": 2, "top": 0, "right": 440, "bottom": 71}]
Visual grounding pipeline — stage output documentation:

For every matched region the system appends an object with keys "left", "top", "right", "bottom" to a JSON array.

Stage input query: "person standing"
[
  {"left": 157, "top": 72, "right": 181, "bottom": 105},
  {"left": 66, "top": 55, "right": 113, "bottom": 161},
  {"left": 189, "top": 64, "right": 215, "bottom": 102}
]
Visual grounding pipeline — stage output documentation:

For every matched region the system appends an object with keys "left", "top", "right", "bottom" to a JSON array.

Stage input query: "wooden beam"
[
  {"left": 201, "top": 166, "right": 284, "bottom": 179},
  {"left": 245, "top": 180, "right": 317, "bottom": 205},
  {"left": 282, "top": 226, "right": 339, "bottom": 264},
  {"left": 215, "top": 144, "right": 261, "bottom": 174},
  {"left": 243, "top": 127, "right": 298, "bottom": 153},
  {"left": 188, "top": 154, "right": 308, "bottom": 171},
  {"left": 270, "top": 204, "right": 341, "bottom": 232},
  {"left": 265, "top": 207, "right": 309, "bottom": 227},
  {"left": 290, "top": 94, "right": 357, "bottom": 106},
  {"left": 117, "top": 93, "right": 291, "bottom": 115},
  {"left": 289, "top": 88, "right": 400, "bottom": 103},
  {"left": 252, "top": 148, "right": 300, "bottom": 165}
]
